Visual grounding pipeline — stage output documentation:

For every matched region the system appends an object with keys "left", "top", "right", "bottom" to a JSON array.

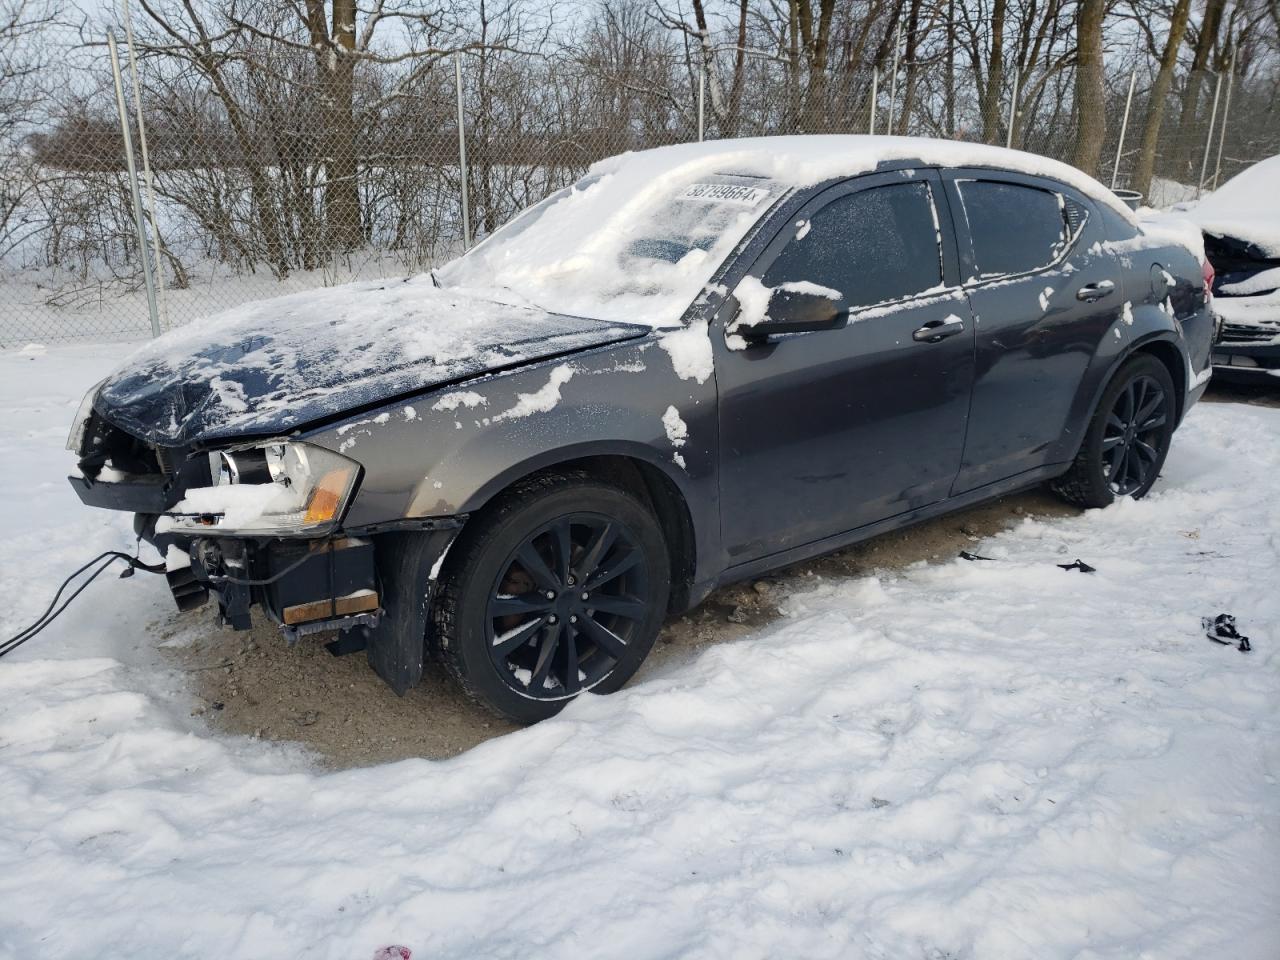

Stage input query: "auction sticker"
[{"left": 682, "top": 183, "right": 769, "bottom": 206}]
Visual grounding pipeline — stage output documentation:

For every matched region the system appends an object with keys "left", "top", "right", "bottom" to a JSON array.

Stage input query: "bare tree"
[
  {"left": 0, "top": 0, "right": 57, "bottom": 258},
  {"left": 1132, "top": 0, "right": 1192, "bottom": 194},
  {"left": 1072, "top": 0, "right": 1107, "bottom": 175},
  {"left": 1172, "top": 0, "right": 1228, "bottom": 171}
]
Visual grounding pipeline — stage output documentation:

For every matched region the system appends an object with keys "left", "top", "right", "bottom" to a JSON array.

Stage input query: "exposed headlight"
[
  {"left": 67, "top": 378, "right": 107, "bottom": 453},
  {"left": 157, "top": 442, "right": 360, "bottom": 537}
]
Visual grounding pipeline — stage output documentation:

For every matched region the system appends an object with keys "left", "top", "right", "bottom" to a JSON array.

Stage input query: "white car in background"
[{"left": 1184, "top": 154, "right": 1280, "bottom": 378}]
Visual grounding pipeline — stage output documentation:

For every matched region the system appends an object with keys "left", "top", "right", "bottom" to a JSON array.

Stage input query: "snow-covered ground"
[{"left": 1, "top": 345, "right": 1277, "bottom": 959}]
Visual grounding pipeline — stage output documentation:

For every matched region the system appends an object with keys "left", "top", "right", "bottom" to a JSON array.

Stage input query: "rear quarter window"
[
  {"left": 1098, "top": 204, "right": 1141, "bottom": 241},
  {"left": 957, "top": 180, "right": 1070, "bottom": 278}
]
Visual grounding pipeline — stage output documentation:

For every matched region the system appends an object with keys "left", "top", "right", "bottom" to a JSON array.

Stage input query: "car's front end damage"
[
  {"left": 62, "top": 271, "right": 672, "bottom": 697},
  {"left": 1204, "top": 233, "right": 1280, "bottom": 380},
  {"left": 67, "top": 398, "right": 462, "bottom": 692}
]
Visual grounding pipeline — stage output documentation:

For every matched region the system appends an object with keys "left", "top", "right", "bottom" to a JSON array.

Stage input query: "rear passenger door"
[
  {"left": 715, "top": 170, "right": 977, "bottom": 564},
  {"left": 945, "top": 171, "right": 1122, "bottom": 494}
]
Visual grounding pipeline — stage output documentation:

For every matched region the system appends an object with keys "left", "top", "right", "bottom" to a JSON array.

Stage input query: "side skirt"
[{"left": 686, "top": 461, "right": 1072, "bottom": 609}]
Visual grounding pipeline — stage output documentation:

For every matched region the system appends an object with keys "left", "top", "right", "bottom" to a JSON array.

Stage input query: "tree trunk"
[
  {"left": 306, "top": 0, "right": 363, "bottom": 253},
  {"left": 858, "top": 0, "right": 907, "bottom": 128},
  {"left": 200, "top": 55, "right": 290, "bottom": 278},
  {"left": 1071, "top": 0, "right": 1106, "bottom": 176},
  {"left": 724, "top": 0, "right": 749, "bottom": 136},
  {"left": 1131, "top": 0, "right": 1191, "bottom": 196},
  {"left": 945, "top": 0, "right": 955, "bottom": 136},
  {"left": 896, "top": 0, "right": 924, "bottom": 135},
  {"left": 979, "top": 0, "right": 1007, "bottom": 144},
  {"left": 327, "top": 0, "right": 361, "bottom": 251},
  {"left": 791, "top": 0, "right": 836, "bottom": 132},
  {"left": 1172, "top": 0, "right": 1227, "bottom": 173}
]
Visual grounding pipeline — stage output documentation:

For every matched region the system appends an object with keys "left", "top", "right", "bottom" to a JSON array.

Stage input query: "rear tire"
[
  {"left": 432, "top": 471, "right": 670, "bottom": 724},
  {"left": 1051, "top": 354, "right": 1176, "bottom": 508}
]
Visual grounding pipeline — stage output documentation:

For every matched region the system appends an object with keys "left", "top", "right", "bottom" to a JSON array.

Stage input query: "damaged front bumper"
[
  {"left": 69, "top": 407, "right": 462, "bottom": 695},
  {"left": 152, "top": 521, "right": 461, "bottom": 694}
]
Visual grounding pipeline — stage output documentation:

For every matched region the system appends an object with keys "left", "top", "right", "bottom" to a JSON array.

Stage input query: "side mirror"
[{"left": 735, "top": 285, "right": 848, "bottom": 340}]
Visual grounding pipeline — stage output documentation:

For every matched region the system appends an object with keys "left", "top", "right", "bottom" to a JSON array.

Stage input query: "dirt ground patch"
[
  {"left": 1202, "top": 376, "right": 1280, "bottom": 408},
  {"left": 163, "top": 380, "right": 1275, "bottom": 770},
  {"left": 164, "top": 487, "right": 1078, "bottom": 769}
]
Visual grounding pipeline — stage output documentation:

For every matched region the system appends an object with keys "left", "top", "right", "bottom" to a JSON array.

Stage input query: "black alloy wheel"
[
  {"left": 487, "top": 515, "right": 650, "bottom": 699},
  {"left": 433, "top": 471, "right": 670, "bottom": 724},
  {"left": 1051, "top": 353, "right": 1177, "bottom": 508},
  {"left": 1101, "top": 374, "right": 1169, "bottom": 496}
]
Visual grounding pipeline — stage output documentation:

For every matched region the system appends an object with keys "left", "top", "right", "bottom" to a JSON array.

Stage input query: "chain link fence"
[{"left": 2, "top": 24, "right": 1278, "bottom": 348}]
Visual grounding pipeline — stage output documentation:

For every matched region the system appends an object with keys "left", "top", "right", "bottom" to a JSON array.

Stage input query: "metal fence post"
[
  {"left": 697, "top": 65, "right": 705, "bottom": 142},
  {"left": 108, "top": 33, "right": 160, "bottom": 338},
  {"left": 121, "top": 0, "right": 167, "bottom": 330},
  {"left": 1109, "top": 70, "right": 1137, "bottom": 189},
  {"left": 1197, "top": 70, "right": 1223, "bottom": 198},
  {"left": 868, "top": 67, "right": 878, "bottom": 135},
  {"left": 1005, "top": 67, "right": 1020, "bottom": 149},
  {"left": 886, "top": 23, "right": 902, "bottom": 135},
  {"left": 454, "top": 53, "right": 471, "bottom": 250},
  {"left": 1211, "top": 61, "right": 1235, "bottom": 190}
]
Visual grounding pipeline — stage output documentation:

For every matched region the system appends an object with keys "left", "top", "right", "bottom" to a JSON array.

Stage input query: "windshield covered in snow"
[{"left": 437, "top": 171, "right": 787, "bottom": 326}]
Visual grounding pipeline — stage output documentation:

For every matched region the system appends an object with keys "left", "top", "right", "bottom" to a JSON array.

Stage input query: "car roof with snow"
[
  {"left": 581, "top": 135, "right": 1136, "bottom": 218},
  {"left": 438, "top": 135, "right": 1137, "bottom": 328}
]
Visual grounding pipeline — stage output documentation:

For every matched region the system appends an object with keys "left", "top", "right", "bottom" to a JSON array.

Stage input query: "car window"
[
  {"left": 762, "top": 182, "right": 944, "bottom": 310},
  {"left": 956, "top": 180, "right": 1069, "bottom": 278},
  {"left": 1097, "top": 204, "right": 1139, "bottom": 241}
]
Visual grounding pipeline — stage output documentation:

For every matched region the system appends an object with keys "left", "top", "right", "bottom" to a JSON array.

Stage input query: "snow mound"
[{"left": 2, "top": 346, "right": 1277, "bottom": 959}]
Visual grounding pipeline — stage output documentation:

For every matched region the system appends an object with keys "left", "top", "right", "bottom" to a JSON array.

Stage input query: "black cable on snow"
[{"left": 0, "top": 550, "right": 165, "bottom": 660}]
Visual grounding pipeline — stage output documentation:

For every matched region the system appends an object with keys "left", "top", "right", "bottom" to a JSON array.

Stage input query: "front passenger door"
[{"left": 715, "top": 171, "right": 977, "bottom": 565}]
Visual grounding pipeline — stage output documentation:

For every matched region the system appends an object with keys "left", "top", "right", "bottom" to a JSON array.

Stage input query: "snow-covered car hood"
[
  {"left": 95, "top": 276, "right": 648, "bottom": 446},
  {"left": 1183, "top": 154, "right": 1280, "bottom": 258}
]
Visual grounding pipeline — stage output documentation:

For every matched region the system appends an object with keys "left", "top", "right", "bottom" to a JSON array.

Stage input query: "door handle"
[
  {"left": 912, "top": 317, "right": 966, "bottom": 343},
  {"left": 1075, "top": 280, "right": 1116, "bottom": 302}
]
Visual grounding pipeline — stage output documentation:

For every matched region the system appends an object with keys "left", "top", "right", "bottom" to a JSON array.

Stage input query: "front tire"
[
  {"left": 433, "top": 471, "right": 670, "bottom": 724},
  {"left": 1051, "top": 354, "right": 1176, "bottom": 508}
]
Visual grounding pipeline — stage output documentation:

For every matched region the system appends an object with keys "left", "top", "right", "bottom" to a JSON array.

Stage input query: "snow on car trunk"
[{"left": 2, "top": 345, "right": 1277, "bottom": 959}]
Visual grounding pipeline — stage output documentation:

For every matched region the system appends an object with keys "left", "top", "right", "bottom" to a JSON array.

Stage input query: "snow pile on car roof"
[
  {"left": 440, "top": 135, "right": 1136, "bottom": 326},
  {"left": 590, "top": 135, "right": 1137, "bottom": 217},
  {"left": 1183, "top": 153, "right": 1280, "bottom": 256}
]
